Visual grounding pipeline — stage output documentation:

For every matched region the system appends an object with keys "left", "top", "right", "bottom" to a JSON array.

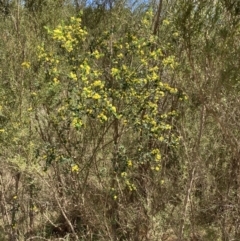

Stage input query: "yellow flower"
[
  {"left": 97, "top": 113, "right": 108, "bottom": 121},
  {"left": 117, "top": 53, "right": 123, "bottom": 58},
  {"left": 93, "top": 70, "right": 100, "bottom": 77},
  {"left": 92, "top": 93, "right": 101, "bottom": 100},
  {"left": 93, "top": 50, "right": 101, "bottom": 59},
  {"left": 69, "top": 72, "right": 77, "bottom": 81},
  {"left": 155, "top": 154, "right": 161, "bottom": 161},
  {"left": 141, "top": 58, "right": 147, "bottom": 65},
  {"left": 164, "top": 124, "right": 172, "bottom": 130},
  {"left": 111, "top": 106, "right": 116, "bottom": 113},
  {"left": 158, "top": 136, "right": 164, "bottom": 141},
  {"left": 71, "top": 164, "right": 79, "bottom": 173},
  {"left": 169, "top": 88, "right": 178, "bottom": 94},
  {"left": 71, "top": 117, "right": 83, "bottom": 129},
  {"left": 183, "top": 95, "right": 188, "bottom": 100},
  {"left": 92, "top": 80, "right": 103, "bottom": 88},
  {"left": 173, "top": 32, "right": 179, "bottom": 37},
  {"left": 85, "top": 65, "right": 91, "bottom": 75},
  {"left": 152, "top": 72, "right": 158, "bottom": 80},
  {"left": 122, "top": 65, "right": 127, "bottom": 71},
  {"left": 32, "top": 205, "right": 39, "bottom": 213},
  {"left": 111, "top": 68, "right": 119, "bottom": 76},
  {"left": 21, "top": 62, "right": 31, "bottom": 69},
  {"left": 53, "top": 78, "right": 59, "bottom": 84},
  {"left": 163, "top": 19, "right": 170, "bottom": 26},
  {"left": 121, "top": 172, "right": 127, "bottom": 177},
  {"left": 53, "top": 28, "right": 62, "bottom": 37},
  {"left": 127, "top": 160, "right": 132, "bottom": 167}
]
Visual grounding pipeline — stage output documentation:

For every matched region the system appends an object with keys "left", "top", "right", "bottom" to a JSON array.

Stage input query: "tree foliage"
[{"left": 0, "top": 0, "right": 240, "bottom": 240}]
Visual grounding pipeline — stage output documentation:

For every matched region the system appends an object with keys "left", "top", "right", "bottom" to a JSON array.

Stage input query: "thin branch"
[
  {"left": 55, "top": 194, "right": 79, "bottom": 240},
  {"left": 153, "top": 0, "right": 163, "bottom": 36}
]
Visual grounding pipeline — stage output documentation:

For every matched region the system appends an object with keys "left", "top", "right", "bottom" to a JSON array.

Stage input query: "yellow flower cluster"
[
  {"left": 162, "top": 55, "right": 178, "bottom": 69},
  {"left": 97, "top": 112, "right": 108, "bottom": 122},
  {"left": 51, "top": 17, "right": 87, "bottom": 52},
  {"left": 71, "top": 117, "right": 83, "bottom": 129},
  {"left": 69, "top": 72, "right": 77, "bottom": 81}
]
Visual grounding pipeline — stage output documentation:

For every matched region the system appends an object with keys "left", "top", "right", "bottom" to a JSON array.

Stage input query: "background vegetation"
[{"left": 0, "top": 0, "right": 239, "bottom": 240}]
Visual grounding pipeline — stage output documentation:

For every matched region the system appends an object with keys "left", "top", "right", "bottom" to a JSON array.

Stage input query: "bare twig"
[{"left": 55, "top": 194, "right": 79, "bottom": 240}]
